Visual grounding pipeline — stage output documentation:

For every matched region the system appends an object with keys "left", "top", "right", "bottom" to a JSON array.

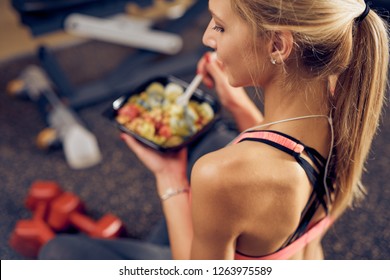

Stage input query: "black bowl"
[{"left": 103, "top": 76, "right": 221, "bottom": 153}]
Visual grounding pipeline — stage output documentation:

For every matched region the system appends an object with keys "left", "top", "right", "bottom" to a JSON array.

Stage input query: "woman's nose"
[{"left": 202, "top": 23, "right": 217, "bottom": 49}]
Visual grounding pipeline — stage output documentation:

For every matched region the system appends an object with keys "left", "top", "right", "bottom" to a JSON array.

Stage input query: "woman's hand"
[
  {"left": 197, "top": 52, "right": 264, "bottom": 131},
  {"left": 197, "top": 52, "right": 244, "bottom": 111},
  {"left": 120, "top": 133, "right": 189, "bottom": 195},
  {"left": 121, "top": 133, "right": 187, "bottom": 177}
]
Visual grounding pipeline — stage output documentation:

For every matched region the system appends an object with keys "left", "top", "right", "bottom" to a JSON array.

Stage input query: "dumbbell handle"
[
  {"left": 69, "top": 212, "right": 122, "bottom": 238},
  {"left": 48, "top": 192, "right": 123, "bottom": 238},
  {"left": 32, "top": 202, "right": 48, "bottom": 220}
]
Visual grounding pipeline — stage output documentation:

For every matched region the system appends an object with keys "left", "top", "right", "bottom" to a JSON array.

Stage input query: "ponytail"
[{"left": 331, "top": 11, "right": 389, "bottom": 217}]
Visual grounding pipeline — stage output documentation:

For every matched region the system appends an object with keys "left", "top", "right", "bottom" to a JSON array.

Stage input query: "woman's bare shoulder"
[
  {"left": 192, "top": 141, "right": 305, "bottom": 193},
  {"left": 191, "top": 141, "right": 308, "bottom": 232}
]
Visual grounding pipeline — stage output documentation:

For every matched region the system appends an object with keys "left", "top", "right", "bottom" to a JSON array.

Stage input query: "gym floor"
[{"left": 1, "top": 0, "right": 389, "bottom": 260}]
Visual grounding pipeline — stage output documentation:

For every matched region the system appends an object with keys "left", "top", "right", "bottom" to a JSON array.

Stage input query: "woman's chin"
[
  {"left": 226, "top": 76, "right": 241, "bottom": 88},
  {"left": 227, "top": 78, "right": 246, "bottom": 88},
  {"left": 226, "top": 71, "right": 252, "bottom": 88}
]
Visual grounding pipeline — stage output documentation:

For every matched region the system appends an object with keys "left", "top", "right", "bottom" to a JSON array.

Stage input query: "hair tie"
[{"left": 356, "top": 2, "right": 370, "bottom": 23}]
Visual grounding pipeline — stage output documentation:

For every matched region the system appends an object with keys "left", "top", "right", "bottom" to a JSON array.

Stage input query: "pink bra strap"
[
  {"left": 235, "top": 216, "right": 334, "bottom": 260},
  {"left": 232, "top": 131, "right": 305, "bottom": 154}
]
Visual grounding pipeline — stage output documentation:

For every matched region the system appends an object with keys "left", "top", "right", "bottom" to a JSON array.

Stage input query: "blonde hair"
[{"left": 231, "top": 0, "right": 389, "bottom": 217}]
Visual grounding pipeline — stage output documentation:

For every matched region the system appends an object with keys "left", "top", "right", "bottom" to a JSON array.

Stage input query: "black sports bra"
[{"left": 232, "top": 130, "right": 334, "bottom": 251}]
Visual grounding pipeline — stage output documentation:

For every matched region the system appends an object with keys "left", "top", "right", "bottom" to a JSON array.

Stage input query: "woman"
[{"left": 39, "top": 0, "right": 388, "bottom": 260}]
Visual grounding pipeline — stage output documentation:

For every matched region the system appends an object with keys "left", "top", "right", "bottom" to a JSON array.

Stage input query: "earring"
[{"left": 270, "top": 57, "right": 277, "bottom": 65}]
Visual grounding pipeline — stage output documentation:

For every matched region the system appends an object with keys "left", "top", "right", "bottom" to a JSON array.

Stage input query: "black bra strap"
[{"left": 236, "top": 130, "right": 334, "bottom": 251}]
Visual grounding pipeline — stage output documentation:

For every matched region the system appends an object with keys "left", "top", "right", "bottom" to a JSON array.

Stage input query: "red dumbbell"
[
  {"left": 25, "top": 180, "right": 63, "bottom": 218},
  {"left": 9, "top": 181, "right": 62, "bottom": 258},
  {"left": 47, "top": 192, "right": 124, "bottom": 238}
]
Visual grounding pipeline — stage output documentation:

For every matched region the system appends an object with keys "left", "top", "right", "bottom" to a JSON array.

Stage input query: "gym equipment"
[
  {"left": 12, "top": 0, "right": 103, "bottom": 13},
  {"left": 9, "top": 180, "right": 62, "bottom": 258},
  {"left": 127, "top": 0, "right": 195, "bottom": 21},
  {"left": 35, "top": 127, "right": 61, "bottom": 150},
  {"left": 7, "top": 65, "right": 102, "bottom": 169},
  {"left": 9, "top": 218, "right": 55, "bottom": 259},
  {"left": 25, "top": 180, "right": 63, "bottom": 216},
  {"left": 34, "top": 1, "right": 209, "bottom": 110},
  {"left": 48, "top": 192, "right": 124, "bottom": 238},
  {"left": 64, "top": 13, "right": 183, "bottom": 55}
]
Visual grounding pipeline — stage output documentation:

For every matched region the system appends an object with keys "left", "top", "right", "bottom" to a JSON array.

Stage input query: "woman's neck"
[
  {"left": 262, "top": 79, "right": 330, "bottom": 123},
  {"left": 258, "top": 79, "right": 332, "bottom": 157}
]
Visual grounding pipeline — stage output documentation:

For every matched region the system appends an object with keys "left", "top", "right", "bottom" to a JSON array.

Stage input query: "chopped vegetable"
[{"left": 116, "top": 82, "right": 214, "bottom": 148}]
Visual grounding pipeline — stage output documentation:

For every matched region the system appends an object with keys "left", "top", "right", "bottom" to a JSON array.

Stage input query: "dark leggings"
[
  {"left": 39, "top": 121, "right": 237, "bottom": 260},
  {"left": 39, "top": 219, "right": 172, "bottom": 260}
]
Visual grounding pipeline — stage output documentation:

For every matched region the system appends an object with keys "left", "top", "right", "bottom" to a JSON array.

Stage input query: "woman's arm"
[
  {"left": 121, "top": 134, "right": 194, "bottom": 259},
  {"left": 155, "top": 175, "right": 193, "bottom": 259},
  {"left": 121, "top": 134, "right": 243, "bottom": 259},
  {"left": 198, "top": 52, "right": 264, "bottom": 131},
  {"left": 189, "top": 150, "right": 246, "bottom": 259}
]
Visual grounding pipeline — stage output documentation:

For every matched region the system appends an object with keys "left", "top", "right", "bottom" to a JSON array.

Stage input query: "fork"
[{"left": 176, "top": 52, "right": 217, "bottom": 107}]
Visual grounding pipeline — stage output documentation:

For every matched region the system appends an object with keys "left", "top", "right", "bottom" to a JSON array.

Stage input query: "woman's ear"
[{"left": 269, "top": 31, "right": 294, "bottom": 64}]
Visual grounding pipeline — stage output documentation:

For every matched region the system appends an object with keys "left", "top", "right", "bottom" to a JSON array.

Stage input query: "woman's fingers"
[
  {"left": 120, "top": 132, "right": 188, "bottom": 174},
  {"left": 197, "top": 52, "right": 219, "bottom": 88},
  {"left": 205, "top": 59, "right": 225, "bottom": 83},
  {"left": 202, "top": 73, "right": 215, "bottom": 88},
  {"left": 120, "top": 133, "right": 146, "bottom": 156}
]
